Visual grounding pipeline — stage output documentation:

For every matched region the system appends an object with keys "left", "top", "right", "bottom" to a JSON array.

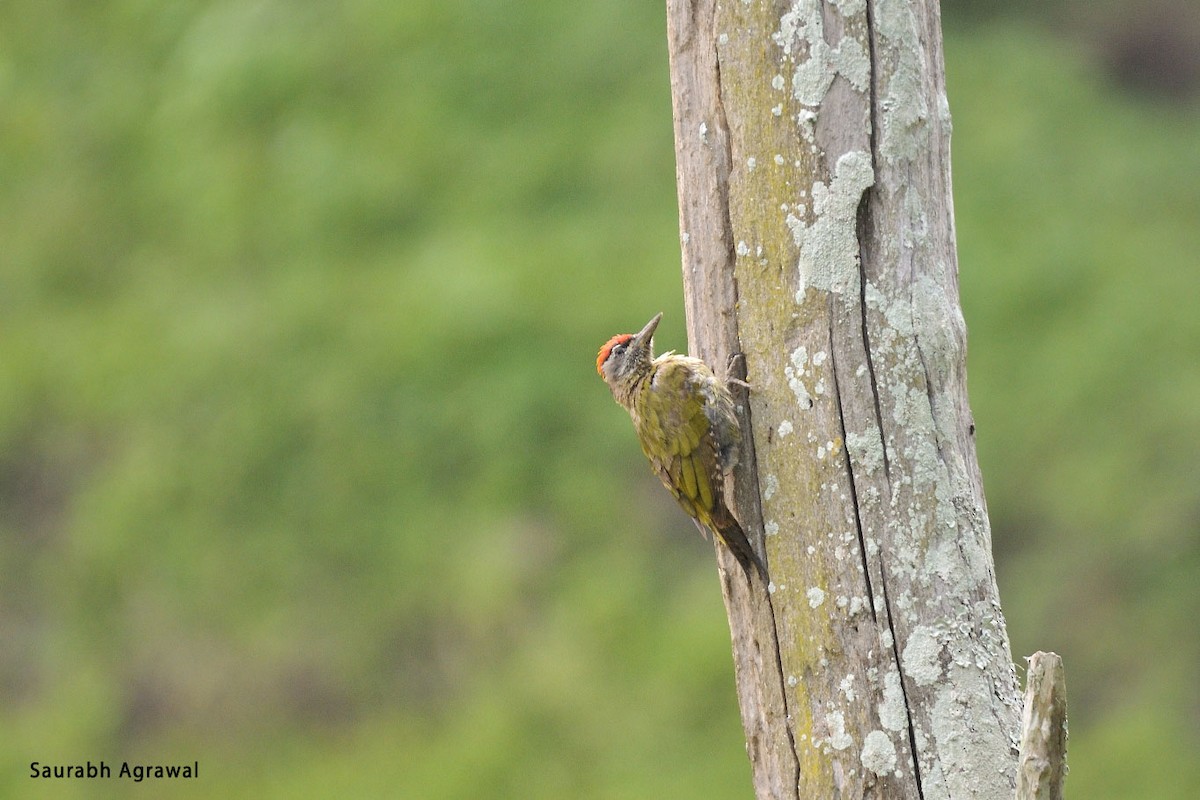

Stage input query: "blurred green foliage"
[{"left": 0, "top": 2, "right": 1196, "bottom": 798}]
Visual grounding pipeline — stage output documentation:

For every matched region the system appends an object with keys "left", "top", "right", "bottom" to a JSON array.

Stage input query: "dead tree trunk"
[{"left": 666, "top": 0, "right": 1022, "bottom": 797}]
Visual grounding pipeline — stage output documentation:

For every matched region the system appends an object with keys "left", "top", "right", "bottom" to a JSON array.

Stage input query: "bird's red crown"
[{"left": 596, "top": 333, "right": 634, "bottom": 376}]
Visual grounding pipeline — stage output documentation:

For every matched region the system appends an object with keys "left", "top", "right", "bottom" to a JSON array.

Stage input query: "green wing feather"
[{"left": 635, "top": 358, "right": 723, "bottom": 533}]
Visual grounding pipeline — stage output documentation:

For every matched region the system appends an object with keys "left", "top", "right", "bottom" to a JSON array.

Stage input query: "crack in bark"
[
  {"left": 856, "top": 195, "right": 892, "bottom": 494},
  {"left": 878, "top": 566, "right": 927, "bottom": 800},
  {"left": 826, "top": 318, "right": 878, "bottom": 625},
  {"left": 761, "top": 563, "right": 802, "bottom": 797}
]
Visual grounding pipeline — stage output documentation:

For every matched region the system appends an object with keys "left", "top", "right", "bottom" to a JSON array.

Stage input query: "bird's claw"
[{"left": 725, "top": 352, "right": 751, "bottom": 391}]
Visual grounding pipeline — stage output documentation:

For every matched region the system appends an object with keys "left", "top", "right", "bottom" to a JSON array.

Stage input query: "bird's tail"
[{"left": 714, "top": 515, "right": 768, "bottom": 583}]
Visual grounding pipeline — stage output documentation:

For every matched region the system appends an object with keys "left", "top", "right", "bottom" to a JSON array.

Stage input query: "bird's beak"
[{"left": 631, "top": 312, "right": 663, "bottom": 349}]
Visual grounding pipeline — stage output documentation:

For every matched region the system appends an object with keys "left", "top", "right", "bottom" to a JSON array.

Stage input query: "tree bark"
[{"left": 666, "top": 1, "right": 1022, "bottom": 797}]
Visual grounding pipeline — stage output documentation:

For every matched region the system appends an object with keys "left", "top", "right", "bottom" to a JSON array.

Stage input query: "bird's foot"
[{"left": 725, "top": 353, "right": 751, "bottom": 390}]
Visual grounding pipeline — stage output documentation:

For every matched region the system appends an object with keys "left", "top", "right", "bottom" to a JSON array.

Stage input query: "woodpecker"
[{"left": 597, "top": 312, "right": 766, "bottom": 580}]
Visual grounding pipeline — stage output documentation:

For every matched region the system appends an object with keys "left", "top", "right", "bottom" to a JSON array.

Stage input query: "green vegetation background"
[{"left": 2, "top": 2, "right": 1197, "bottom": 798}]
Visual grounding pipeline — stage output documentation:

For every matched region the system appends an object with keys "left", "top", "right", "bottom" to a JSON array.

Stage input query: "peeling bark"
[{"left": 666, "top": 0, "right": 1021, "bottom": 797}]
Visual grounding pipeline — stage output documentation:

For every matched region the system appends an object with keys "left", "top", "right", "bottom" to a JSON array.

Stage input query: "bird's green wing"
[{"left": 636, "top": 359, "right": 721, "bottom": 528}]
